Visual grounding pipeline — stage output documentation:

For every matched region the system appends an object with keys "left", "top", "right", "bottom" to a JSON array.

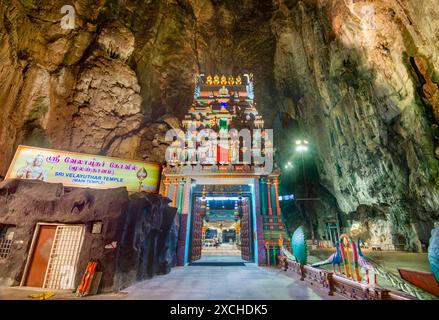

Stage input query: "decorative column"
[
  {"left": 163, "top": 179, "right": 170, "bottom": 200},
  {"left": 279, "top": 234, "right": 284, "bottom": 257},
  {"left": 273, "top": 177, "right": 282, "bottom": 216},
  {"left": 177, "top": 179, "right": 185, "bottom": 214},
  {"left": 267, "top": 178, "right": 273, "bottom": 216},
  {"left": 265, "top": 241, "right": 271, "bottom": 266},
  {"left": 182, "top": 179, "right": 192, "bottom": 215},
  {"left": 254, "top": 178, "right": 266, "bottom": 265},
  {"left": 171, "top": 179, "right": 178, "bottom": 207},
  {"left": 177, "top": 179, "right": 192, "bottom": 266},
  {"left": 259, "top": 177, "right": 267, "bottom": 215}
]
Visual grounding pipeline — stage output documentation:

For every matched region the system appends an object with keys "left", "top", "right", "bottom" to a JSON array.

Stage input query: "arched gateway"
[{"left": 159, "top": 74, "right": 290, "bottom": 266}]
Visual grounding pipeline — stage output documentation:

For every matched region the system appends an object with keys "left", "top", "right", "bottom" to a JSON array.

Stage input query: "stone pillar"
[
  {"left": 267, "top": 178, "right": 273, "bottom": 216},
  {"left": 273, "top": 177, "right": 281, "bottom": 216}
]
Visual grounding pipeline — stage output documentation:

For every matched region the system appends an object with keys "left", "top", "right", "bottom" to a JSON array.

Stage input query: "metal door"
[{"left": 44, "top": 225, "right": 84, "bottom": 289}]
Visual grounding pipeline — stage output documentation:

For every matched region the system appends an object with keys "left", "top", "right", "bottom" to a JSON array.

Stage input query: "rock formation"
[
  {"left": 0, "top": 179, "right": 177, "bottom": 291},
  {"left": 0, "top": 0, "right": 438, "bottom": 250}
]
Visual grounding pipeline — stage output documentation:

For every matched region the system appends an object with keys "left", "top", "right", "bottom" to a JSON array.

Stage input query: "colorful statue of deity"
[
  {"left": 206, "top": 75, "right": 213, "bottom": 85},
  {"left": 218, "top": 85, "right": 229, "bottom": 96},
  {"left": 228, "top": 75, "right": 235, "bottom": 85}
]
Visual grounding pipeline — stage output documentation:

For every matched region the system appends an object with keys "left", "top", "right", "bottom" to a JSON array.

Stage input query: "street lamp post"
[
  {"left": 295, "top": 140, "right": 315, "bottom": 244},
  {"left": 283, "top": 139, "right": 320, "bottom": 245},
  {"left": 295, "top": 141, "right": 309, "bottom": 195}
]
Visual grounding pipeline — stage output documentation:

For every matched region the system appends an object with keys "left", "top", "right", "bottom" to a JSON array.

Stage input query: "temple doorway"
[
  {"left": 189, "top": 184, "right": 255, "bottom": 264},
  {"left": 201, "top": 220, "right": 241, "bottom": 260}
]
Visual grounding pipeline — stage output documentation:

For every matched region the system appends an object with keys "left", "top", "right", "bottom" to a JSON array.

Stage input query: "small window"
[{"left": 0, "top": 224, "right": 15, "bottom": 259}]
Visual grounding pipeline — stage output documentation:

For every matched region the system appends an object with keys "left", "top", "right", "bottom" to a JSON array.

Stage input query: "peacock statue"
[
  {"left": 291, "top": 226, "right": 308, "bottom": 265},
  {"left": 312, "top": 238, "right": 436, "bottom": 299},
  {"left": 282, "top": 244, "right": 296, "bottom": 261},
  {"left": 311, "top": 241, "right": 342, "bottom": 273},
  {"left": 357, "top": 240, "right": 375, "bottom": 284},
  {"left": 429, "top": 225, "right": 439, "bottom": 284},
  {"left": 356, "top": 238, "right": 437, "bottom": 300}
]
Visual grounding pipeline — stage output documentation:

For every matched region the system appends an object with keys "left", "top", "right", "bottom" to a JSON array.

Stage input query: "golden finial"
[
  {"left": 206, "top": 75, "right": 213, "bottom": 85},
  {"left": 235, "top": 75, "right": 242, "bottom": 85},
  {"left": 213, "top": 74, "right": 220, "bottom": 85},
  {"left": 136, "top": 167, "right": 148, "bottom": 192},
  {"left": 228, "top": 75, "right": 235, "bottom": 85},
  {"left": 220, "top": 75, "right": 227, "bottom": 86}
]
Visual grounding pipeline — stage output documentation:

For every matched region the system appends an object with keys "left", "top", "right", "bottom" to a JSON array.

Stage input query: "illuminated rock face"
[
  {"left": 272, "top": 0, "right": 439, "bottom": 251},
  {"left": 0, "top": 1, "right": 438, "bottom": 249}
]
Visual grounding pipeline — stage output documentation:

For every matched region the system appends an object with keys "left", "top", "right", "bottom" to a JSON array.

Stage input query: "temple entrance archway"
[{"left": 188, "top": 183, "right": 256, "bottom": 264}]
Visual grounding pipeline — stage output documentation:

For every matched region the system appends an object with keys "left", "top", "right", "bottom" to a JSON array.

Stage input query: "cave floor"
[
  {"left": 88, "top": 258, "right": 344, "bottom": 300},
  {"left": 1, "top": 250, "right": 429, "bottom": 300},
  {"left": 0, "top": 255, "right": 345, "bottom": 300}
]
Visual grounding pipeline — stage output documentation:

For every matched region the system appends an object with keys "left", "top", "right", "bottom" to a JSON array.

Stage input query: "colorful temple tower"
[{"left": 160, "top": 74, "right": 290, "bottom": 266}]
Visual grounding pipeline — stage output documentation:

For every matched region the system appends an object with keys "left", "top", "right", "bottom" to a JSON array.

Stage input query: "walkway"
[
  {"left": 201, "top": 243, "right": 241, "bottom": 257},
  {"left": 0, "top": 253, "right": 345, "bottom": 300},
  {"left": 87, "top": 255, "right": 344, "bottom": 300}
]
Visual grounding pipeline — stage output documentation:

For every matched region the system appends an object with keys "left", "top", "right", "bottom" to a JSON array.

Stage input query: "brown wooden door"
[{"left": 25, "top": 225, "right": 56, "bottom": 287}]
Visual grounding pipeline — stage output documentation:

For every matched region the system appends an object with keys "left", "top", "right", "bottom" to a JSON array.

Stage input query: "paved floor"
[
  {"left": 202, "top": 243, "right": 241, "bottom": 256},
  {"left": 0, "top": 254, "right": 344, "bottom": 300},
  {"left": 87, "top": 255, "right": 343, "bottom": 300},
  {"left": 0, "top": 286, "right": 77, "bottom": 300}
]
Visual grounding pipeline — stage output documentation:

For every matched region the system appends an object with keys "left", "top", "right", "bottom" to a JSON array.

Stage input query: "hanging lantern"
[
  {"left": 199, "top": 199, "right": 207, "bottom": 217},
  {"left": 205, "top": 200, "right": 210, "bottom": 219},
  {"left": 199, "top": 186, "right": 207, "bottom": 217},
  {"left": 233, "top": 200, "right": 240, "bottom": 221},
  {"left": 238, "top": 195, "right": 244, "bottom": 218}
]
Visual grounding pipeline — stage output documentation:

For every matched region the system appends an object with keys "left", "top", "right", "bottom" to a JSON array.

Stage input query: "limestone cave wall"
[
  {"left": 0, "top": 0, "right": 438, "bottom": 250},
  {"left": 271, "top": 0, "right": 439, "bottom": 250}
]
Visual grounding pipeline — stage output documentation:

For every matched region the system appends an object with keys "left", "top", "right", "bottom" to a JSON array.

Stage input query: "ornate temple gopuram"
[{"left": 159, "top": 74, "right": 291, "bottom": 266}]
